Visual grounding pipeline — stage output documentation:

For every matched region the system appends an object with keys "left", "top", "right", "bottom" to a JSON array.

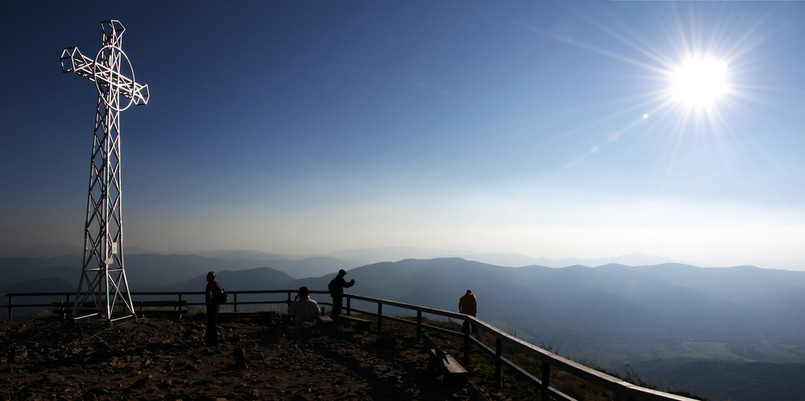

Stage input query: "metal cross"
[{"left": 60, "top": 20, "right": 149, "bottom": 323}]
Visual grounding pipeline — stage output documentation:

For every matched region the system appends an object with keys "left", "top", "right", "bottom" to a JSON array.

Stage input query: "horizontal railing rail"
[
  {"left": 0, "top": 290, "right": 336, "bottom": 320},
  {"left": 1, "top": 290, "right": 695, "bottom": 401}
]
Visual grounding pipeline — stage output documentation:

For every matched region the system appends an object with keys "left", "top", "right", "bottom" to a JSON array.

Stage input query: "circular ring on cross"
[{"left": 93, "top": 44, "right": 137, "bottom": 112}]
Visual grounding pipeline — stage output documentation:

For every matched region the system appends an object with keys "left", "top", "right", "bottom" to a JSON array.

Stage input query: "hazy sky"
[{"left": 2, "top": 1, "right": 804, "bottom": 269}]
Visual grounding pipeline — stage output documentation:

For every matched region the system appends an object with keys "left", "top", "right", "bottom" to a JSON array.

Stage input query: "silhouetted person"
[
  {"left": 328, "top": 269, "right": 355, "bottom": 318},
  {"left": 205, "top": 271, "right": 224, "bottom": 346},
  {"left": 459, "top": 289, "right": 477, "bottom": 316},
  {"left": 288, "top": 286, "right": 321, "bottom": 327},
  {"left": 459, "top": 289, "right": 478, "bottom": 334}
]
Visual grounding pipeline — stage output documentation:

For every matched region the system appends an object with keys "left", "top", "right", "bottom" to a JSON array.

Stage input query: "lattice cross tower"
[{"left": 60, "top": 20, "right": 149, "bottom": 323}]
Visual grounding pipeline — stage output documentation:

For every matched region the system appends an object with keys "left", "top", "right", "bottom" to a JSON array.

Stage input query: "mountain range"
[
  {"left": 0, "top": 242, "right": 697, "bottom": 269},
  {"left": 3, "top": 253, "right": 805, "bottom": 401}
]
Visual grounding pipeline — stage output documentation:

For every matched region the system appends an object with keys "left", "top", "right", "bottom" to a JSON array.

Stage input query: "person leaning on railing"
[{"left": 328, "top": 269, "right": 355, "bottom": 318}]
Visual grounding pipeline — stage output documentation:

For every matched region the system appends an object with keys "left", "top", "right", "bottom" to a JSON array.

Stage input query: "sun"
[{"left": 668, "top": 56, "right": 730, "bottom": 111}]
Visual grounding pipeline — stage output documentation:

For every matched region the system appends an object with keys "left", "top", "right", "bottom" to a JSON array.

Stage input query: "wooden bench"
[
  {"left": 219, "top": 310, "right": 278, "bottom": 324},
  {"left": 50, "top": 302, "right": 99, "bottom": 319},
  {"left": 422, "top": 333, "right": 468, "bottom": 385},
  {"left": 337, "top": 314, "right": 372, "bottom": 331},
  {"left": 50, "top": 300, "right": 190, "bottom": 320},
  {"left": 135, "top": 300, "right": 187, "bottom": 319},
  {"left": 51, "top": 301, "right": 70, "bottom": 319},
  {"left": 285, "top": 314, "right": 334, "bottom": 327}
]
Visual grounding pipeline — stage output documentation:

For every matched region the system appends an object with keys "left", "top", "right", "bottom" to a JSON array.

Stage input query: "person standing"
[
  {"left": 328, "top": 269, "right": 355, "bottom": 318},
  {"left": 459, "top": 289, "right": 477, "bottom": 316},
  {"left": 205, "top": 271, "right": 224, "bottom": 346},
  {"left": 459, "top": 289, "right": 478, "bottom": 334}
]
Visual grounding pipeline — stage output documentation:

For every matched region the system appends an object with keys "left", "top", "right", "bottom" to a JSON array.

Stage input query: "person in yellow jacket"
[
  {"left": 459, "top": 290, "right": 477, "bottom": 316},
  {"left": 459, "top": 289, "right": 478, "bottom": 334}
]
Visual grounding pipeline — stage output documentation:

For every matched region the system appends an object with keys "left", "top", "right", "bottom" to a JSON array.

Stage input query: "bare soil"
[{"left": 0, "top": 313, "right": 512, "bottom": 401}]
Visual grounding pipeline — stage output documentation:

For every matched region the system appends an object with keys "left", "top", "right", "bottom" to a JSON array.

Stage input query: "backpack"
[{"left": 213, "top": 282, "right": 228, "bottom": 304}]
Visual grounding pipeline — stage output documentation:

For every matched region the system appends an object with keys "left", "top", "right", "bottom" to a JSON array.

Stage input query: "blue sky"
[{"left": 1, "top": 1, "right": 804, "bottom": 269}]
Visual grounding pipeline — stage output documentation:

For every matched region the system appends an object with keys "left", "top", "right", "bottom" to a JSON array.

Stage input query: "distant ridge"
[
  {"left": 326, "top": 247, "right": 694, "bottom": 268},
  {"left": 4, "top": 242, "right": 803, "bottom": 270},
  {"left": 0, "top": 243, "right": 83, "bottom": 258},
  {"left": 0, "top": 277, "right": 73, "bottom": 293},
  {"left": 539, "top": 252, "right": 696, "bottom": 268},
  {"left": 0, "top": 252, "right": 361, "bottom": 289}
]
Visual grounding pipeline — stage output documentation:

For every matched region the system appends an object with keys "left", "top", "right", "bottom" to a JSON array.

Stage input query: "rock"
[
  {"left": 131, "top": 375, "right": 153, "bottom": 389},
  {"left": 46, "top": 373, "right": 65, "bottom": 383},
  {"left": 233, "top": 344, "right": 247, "bottom": 368}
]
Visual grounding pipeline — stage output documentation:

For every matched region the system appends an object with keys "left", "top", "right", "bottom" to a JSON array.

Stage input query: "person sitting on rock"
[{"left": 288, "top": 286, "right": 321, "bottom": 327}]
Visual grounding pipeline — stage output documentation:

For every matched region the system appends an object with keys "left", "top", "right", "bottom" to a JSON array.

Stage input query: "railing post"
[
  {"left": 61, "top": 294, "right": 68, "bottom": 319},
  {"left": 495, "top": 337, "right": 502, "bottom": 388},
  {"left": 463, "top": 317, "right": 471, "bottom": 362},
  {"left": 6, "top": 294, "right": 11, "bottom": 321},
  {"left": 541, "top": 361, "right": 551, "bottom": 401},
  {"left": 416, "top": 310, "right": 422, "bottom": 342},
  {"left": 346, "top": 296, "right": 352, "bottom": 315},
  {"left": 377, "top": 303, "right": 383, "bottom": 333},
  {"left": 233, "top": 292, "right": 238, "bottom": 312}
]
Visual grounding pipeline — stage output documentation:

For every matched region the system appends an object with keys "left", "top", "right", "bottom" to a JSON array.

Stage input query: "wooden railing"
[
  {"left": 1, "top": 290, "right": 696, "bottom": 401},
  {"left": 0, "top": 290, "right": 307, "bottom": 320}
]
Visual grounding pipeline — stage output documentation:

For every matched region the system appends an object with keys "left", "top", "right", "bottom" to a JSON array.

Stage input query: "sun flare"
[{"left": 669, "top": 56, "right": 730, "bottom": 110}]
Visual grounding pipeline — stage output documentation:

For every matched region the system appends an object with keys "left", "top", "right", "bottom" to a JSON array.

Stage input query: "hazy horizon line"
[{"left": 3, "top": 241, "right": 804, "bottom": 271}]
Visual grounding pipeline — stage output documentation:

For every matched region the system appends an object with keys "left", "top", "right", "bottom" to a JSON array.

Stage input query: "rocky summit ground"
[{"left": 0, "top": 313, "right": 510, "bottom": 401}]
